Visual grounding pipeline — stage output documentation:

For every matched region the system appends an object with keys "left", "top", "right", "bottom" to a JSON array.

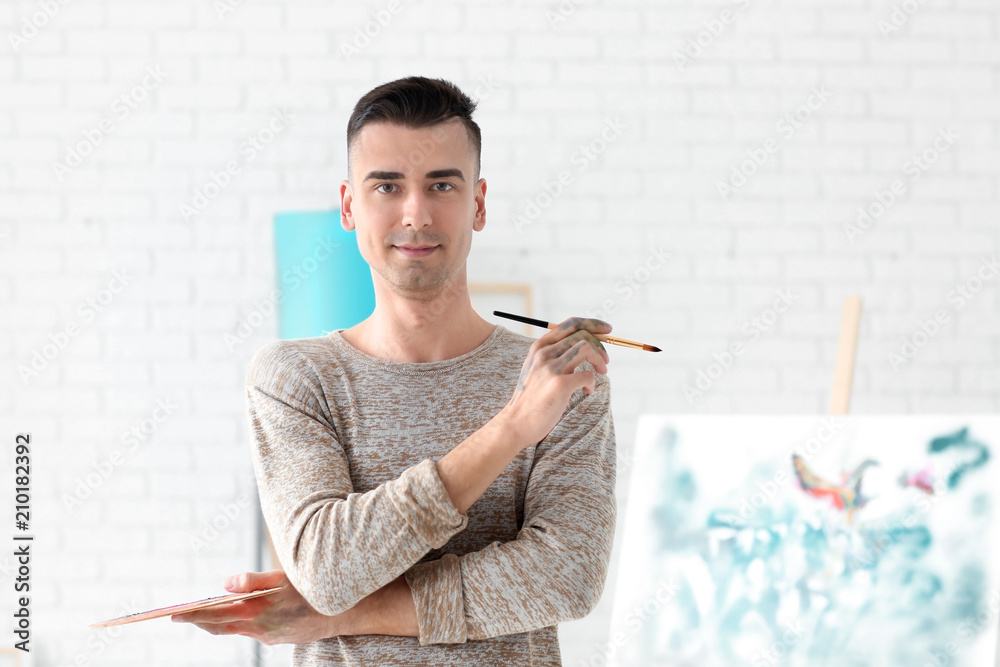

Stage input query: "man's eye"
[{"left": 376, "top": 182, "right": 453, "bottom": 193}]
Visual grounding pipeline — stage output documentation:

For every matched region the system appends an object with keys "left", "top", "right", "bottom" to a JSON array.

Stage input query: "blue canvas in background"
[{"left": 273, "top": 210, "right": 375, "bottom": 339}]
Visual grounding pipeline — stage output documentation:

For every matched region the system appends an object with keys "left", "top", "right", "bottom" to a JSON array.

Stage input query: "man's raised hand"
[{"left": 502, "top": 316, "right": 611, "bottom": 448}]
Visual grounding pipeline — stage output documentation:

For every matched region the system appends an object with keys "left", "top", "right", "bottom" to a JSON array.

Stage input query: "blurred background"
[{"left": 1, "top": 0, "right": 998, "bottom": 665}]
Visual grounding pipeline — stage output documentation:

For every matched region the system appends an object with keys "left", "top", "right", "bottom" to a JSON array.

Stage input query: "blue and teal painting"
[{"left": 608, "top": 416, "right": 1000, "bottom": 667}]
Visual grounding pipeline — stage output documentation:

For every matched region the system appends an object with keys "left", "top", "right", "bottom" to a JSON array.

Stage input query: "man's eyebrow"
[{"left": 362, "top": 168, "right": 465, "bottom": 182}]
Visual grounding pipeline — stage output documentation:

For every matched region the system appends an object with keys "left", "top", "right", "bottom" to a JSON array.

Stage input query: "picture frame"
[{"left": 469, "top": 282, "right": 534, "bottom": 336}]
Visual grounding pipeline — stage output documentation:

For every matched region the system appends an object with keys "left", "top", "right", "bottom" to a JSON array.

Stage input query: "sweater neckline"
[{"left": 327, "top": 324, "right": 506, "bottom": 374}]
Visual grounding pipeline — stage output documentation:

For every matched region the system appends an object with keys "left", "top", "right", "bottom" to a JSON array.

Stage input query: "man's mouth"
[{"left": 394, "top": 245, "right": 438, "bottom": 257}]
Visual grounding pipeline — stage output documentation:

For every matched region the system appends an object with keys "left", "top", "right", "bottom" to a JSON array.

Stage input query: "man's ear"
[
  {"left": 472, "top": 178, "right": 487, "bottom": 232},
  {"left": 339, "top": 179, "right": 355, "bottom": 232}
]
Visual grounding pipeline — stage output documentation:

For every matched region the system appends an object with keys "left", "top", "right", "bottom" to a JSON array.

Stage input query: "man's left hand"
[{"left": 171, "top": 570, "right": 344, "bottom": 645}]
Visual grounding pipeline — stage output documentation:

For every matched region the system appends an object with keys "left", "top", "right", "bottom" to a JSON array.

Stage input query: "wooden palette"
[{"left": 89, "top": 586, "right": 285, "bottom": 628}]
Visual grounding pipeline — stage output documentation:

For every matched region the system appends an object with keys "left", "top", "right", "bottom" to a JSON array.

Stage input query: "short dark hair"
[{"left": 346, "top": 76, "right": 482, "bottom": 184}]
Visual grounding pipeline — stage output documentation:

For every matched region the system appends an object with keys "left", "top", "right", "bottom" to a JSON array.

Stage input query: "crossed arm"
[
  {"left": 344, "top": 383, "right": 617, "bottom": 644},
  {"left": 404, "top": 390, "right": 616, "bottom": 644},
  {"left": 178, "top": 332, "right": 616, "bottom": 644}
]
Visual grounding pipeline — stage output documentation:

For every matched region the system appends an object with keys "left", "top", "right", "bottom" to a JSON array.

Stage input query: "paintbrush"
[{"left": 493, "top": 311, "right": 661, "bottom": 352}]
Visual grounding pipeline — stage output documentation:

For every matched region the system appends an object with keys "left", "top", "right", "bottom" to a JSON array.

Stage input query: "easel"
[
  {"left": 827, "top": 298, "right": 1000, "bottom": 666},
  {"left": 830, "top": 296, "right": 862, "bottom": 415}
]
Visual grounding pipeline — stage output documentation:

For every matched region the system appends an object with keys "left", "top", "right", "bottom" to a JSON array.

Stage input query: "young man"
[{"left": 172, "top": 76, "right": 617, "bottom": 666}]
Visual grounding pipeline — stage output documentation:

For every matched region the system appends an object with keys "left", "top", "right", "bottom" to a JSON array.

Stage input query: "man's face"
[{"left": 340, "top": 118, "right": 486, "bottom": 300}]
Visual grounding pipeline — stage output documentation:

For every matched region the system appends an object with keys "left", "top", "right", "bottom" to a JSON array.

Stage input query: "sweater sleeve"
[
  {"left": 245, "top": 340, "right": 469, "bottom": 617},
  {"left": 403, "top": 366, "right": 616, "bottom": 645}
]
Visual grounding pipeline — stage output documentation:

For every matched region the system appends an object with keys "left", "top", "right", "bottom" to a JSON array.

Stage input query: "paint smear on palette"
[{"left": 608, "top": 416, "right": 1000, "bottom": 667}]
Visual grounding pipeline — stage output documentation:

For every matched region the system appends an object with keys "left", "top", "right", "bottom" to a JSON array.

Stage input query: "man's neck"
[{"left": 340, "top": 282, "right": 496, "bottom": 364}]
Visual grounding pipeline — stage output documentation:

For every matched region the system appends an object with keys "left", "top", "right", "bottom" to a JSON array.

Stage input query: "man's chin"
[{"left": 386, "top": 273, "right": 456, "bottom": 301}]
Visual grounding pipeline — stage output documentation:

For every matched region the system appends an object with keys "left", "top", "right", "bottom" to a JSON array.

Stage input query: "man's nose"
[{"left": 401, "top": 190, "right": 432, "bottom": 229}]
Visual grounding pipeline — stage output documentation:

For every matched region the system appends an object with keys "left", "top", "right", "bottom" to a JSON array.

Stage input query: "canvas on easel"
[
  {"left": 610, "top": 414, "right": 1000, "bottom": 667},
  {"left": 607, "top": 297, "right": 1000, "bottom": 666}
]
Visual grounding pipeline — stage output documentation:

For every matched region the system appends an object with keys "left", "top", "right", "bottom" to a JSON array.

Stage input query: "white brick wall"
[{"left": 1, "top": 0, "right": 998, "bottom": 665}]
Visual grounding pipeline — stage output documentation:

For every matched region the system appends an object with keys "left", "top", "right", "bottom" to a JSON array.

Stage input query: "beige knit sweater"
[{"left": 245, "top": 324, "right": 617, "bottom": 665}]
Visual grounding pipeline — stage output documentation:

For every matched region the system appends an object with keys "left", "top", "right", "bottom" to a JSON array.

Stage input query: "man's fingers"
[
  {"left": 579, "top": 330, "right": 610, "bottom": 363},
  {"left": 226, "top": 569, "right": 285, "bottom": 592},
  {"left": 185, "top": 619, "right": 251, "bottom": 636},
  {"left": 557, "top": 316, "right": 612, "bottom": 334},
  {"left": 542, "top": 335, "right": 581, "bottom": 361},
  {"left": 172, "top": 599, "right": 263, "bottom": 625},
  {"left": 533, "top": 317, "right": 612, "bottom": 349},
  {"left": 173, "top": 608, "right": 240, "bottom": 624},
  {"left": 552, "top": 340, "right": 607, "bottom": 377},
  {"left": 564, "top": 368, "right": 596, "bottom": 397},
  {"left": 542, "top": 330, "right": 609, "bottom": 366},
  {"left": 577, "top": 343, "right": 609, "bottom": 377}
]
